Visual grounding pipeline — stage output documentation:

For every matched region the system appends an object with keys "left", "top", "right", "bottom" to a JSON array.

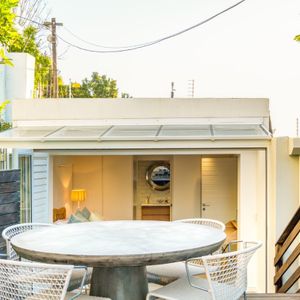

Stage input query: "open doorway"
[{"left": 201, "top": 155, "right": 238, "bottom": 242}]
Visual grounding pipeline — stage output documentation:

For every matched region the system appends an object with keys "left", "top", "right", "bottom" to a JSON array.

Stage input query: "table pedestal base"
[{"left": 90, "top": 266, "right": 148, "bottom": 300}]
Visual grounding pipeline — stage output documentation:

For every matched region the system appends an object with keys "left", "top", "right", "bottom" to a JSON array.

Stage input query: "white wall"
[
  {"left": 0, "top": 63, "right": 5, "bottom": 108},
  {"left": 239, "top": 150, "right": 266, "bottom": 292},
  {"left": 270, "top": 137, "right": 300, "bottom": 292},
  {"left": 12, "top": 98, "right": 270, "bottom": 124},
  {"left": 271, "top": 137, "right": 299, "bottom": 238},
  {"left": 72, "top": 156, "right": 103, "bottom": 215},
  {"left": 103, "top": 156, "right": 133, "bottom": 220},
  {"left": 53, "top": 155, "right": 133, "bottom": 220},
  {"left": 53, "top": 156, "right": 73, "bottom": 217},
  {"left": 4, "top": 53, "right": 35, "bottom": 121}
]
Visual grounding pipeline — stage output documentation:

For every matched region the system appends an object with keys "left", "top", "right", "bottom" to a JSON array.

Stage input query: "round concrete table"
[{"left": 11, "top": 221, "right": 226, "bottom": 300}]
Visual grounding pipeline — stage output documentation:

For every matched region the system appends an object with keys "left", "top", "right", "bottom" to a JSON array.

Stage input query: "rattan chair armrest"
[
  {"left": 67, "top": 266, "right": 88, "bottom": 300},
  {"left": 185, "top": 258, "right": 208, "bottom": 292},
  {"left": 222, "top": 240, "right": 244, "bottom": 252}
]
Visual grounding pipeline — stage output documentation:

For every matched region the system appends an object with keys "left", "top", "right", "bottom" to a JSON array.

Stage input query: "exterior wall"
[
  {"left": 270, "top": 137, "right": 300, "bottom": 292},
  {"left": 239, "top": 150, "right": 266, "bottom": 292},
  {"left": 3, "top": 53, "right": 35, "bottom": 121},
  {"left": 0, "top": 63, "right": 5, "bottom": 107},
  {"left": 271, "top": 137, "right": 299, "bottom": 238},
  {"left": 12, "top": 98, "right": 270, "bottom": 129}
]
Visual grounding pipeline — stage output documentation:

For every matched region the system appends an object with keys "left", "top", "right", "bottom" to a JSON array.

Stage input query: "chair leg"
[{"left": 243, "top": 291, "right": 247, "bottom": 300}]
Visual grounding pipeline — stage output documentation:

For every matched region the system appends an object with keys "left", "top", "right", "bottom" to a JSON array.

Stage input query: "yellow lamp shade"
[{"left": 71, "top": 189, "right": 86, "bottom": 202}]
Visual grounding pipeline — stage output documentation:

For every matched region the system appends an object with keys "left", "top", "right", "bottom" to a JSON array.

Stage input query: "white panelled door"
[
  {"left": 31, "top": 153, "right": 50, "bottom": 223},
  {"left": 201, "top": 156, "right": 237, "bottom": 224}
]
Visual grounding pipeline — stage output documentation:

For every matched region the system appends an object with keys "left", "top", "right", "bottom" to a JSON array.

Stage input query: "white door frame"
[{"left": 43, "top": 147, "right": 269, "bottom": 292}]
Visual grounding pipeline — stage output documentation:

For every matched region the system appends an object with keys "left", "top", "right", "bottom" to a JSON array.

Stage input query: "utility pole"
[
  {"left": 44, "top": 18, "right": 63, "bottom": 98},
  {"left": 170, "top": 82, "right": 175, "bottom": 98}
]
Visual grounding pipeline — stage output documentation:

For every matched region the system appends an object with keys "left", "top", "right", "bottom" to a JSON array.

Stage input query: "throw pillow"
[
  {"left": 68, "top": 214, "right": 84, "bottom": 223},
  {"left": 74, "top": 210, "right": 89, "bottom": 222},
  {"left": 81, "top": 207, "right": 91, "bottom": 219},
  {"left": 88, "top": 211, "right": 104, "bottom": 222}
]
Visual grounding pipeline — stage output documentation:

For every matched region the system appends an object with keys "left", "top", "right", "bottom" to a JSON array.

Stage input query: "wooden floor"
[{"left": 246, "top": 294, "right": 300, "bottom": 299}]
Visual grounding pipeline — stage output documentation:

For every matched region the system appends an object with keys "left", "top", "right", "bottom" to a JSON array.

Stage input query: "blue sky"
[{"left": 46, "top": 0, "right": 300, "bottom": 136}]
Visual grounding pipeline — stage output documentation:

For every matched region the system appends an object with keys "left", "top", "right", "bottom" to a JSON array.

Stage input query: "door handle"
[{"left": 202, "top": 203, "right": 210, "bottom": 211}]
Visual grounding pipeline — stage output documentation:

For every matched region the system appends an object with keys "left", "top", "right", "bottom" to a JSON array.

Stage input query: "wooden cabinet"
[{"left": 141, "top": 205, "right": 171, "bottom": 221}]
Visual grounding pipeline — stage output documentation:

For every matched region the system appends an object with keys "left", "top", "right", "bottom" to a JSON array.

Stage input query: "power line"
[
  {"left": 62, "top": 26, "right": 128, "bottom": 49},
  {"left": 16, "top": 0, "right": 246, "bottom": 54},
  {"left": 57, "top": 0, "right": 246, "bottom": 53}
]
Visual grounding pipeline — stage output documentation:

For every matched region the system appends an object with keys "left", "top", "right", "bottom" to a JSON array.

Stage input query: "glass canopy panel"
[
  {"left": 0, "top": 127, "right": 60, "bottom": 139},
  {"left": 104, "top": 125, "right": 160, "bottom": 138},
  {"left": 213, "top": 124, "right": 267, "bottom": 136},
  {"left": 159, "top": 125, "right": 211, "bottom": 137},
  {"left": 46, "top": 126, "right": 110, "bottom": 140}
]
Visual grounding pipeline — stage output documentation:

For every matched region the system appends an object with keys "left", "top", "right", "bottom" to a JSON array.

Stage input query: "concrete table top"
[
  {"left": 11, "top": 220, "right": 226, "bottom": 300},
  {"left": 11, "top": 220, "right": 226, "bottom": 267}
]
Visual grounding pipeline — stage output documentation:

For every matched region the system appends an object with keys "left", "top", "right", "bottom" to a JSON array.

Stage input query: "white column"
[
  {"left": 239, "top": 150, "right": 266, "bottom": 292},
  {"left": 5, "top": 53, "right": 35, "bottom": 121}
]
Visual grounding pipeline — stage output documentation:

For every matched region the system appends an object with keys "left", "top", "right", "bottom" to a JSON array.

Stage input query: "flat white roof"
[
  {"left": 0, "top": 98, "right": 271, "bottom": 150},
  {"left": 0, "top": 123, "right": 271, "bottom": 150},
  {"left": 0, "top": 124, "right": 270, "bottom": 141}
]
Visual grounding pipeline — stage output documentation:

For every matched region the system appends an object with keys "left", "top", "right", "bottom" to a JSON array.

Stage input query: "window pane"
[
  {"left": 159, "top": 125, "right": 211, "bottom": 137},
  {"left": 19, "top": 155, "right": 32, "bottom": 223},
  {"left": 46, "top": 126, "right": 110, "bottom": 140},
  {"left": 0, "top": 127, "right": 60, "bottom": 139},
  {"left": 213, "top": 124, "right": 266, "bottom": 136},
  {"left": 104, "top": 125, "right": 159, "bottom": 138}
]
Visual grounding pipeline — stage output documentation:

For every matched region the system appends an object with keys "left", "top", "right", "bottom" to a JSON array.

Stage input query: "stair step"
[{"left": 246, "top": 294, "right": 299, "bottom": 299}]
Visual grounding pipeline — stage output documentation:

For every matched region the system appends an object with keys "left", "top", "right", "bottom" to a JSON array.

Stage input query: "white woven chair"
[
  {"left": 147, "top": 240, "right": 262, "bottom": 300},
  {"left": 175, "top": 218, "right": 226, "bottom": 231},
  {"left": 2, "top": 223, "right": 53, "bottom": 261},
  {"left": 0, "top": 258, "right": 110, "bottom": 300},
  {"left": 147, "top": 218, "right": 226, "bottom": 285},
  {"left": 2, "top": 223, "right": 92, "bottom": 292}
]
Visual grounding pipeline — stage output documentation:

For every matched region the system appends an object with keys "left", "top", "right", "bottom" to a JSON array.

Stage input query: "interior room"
[{"left": 52, "top": 154, "right": 238, "bottom": 232}]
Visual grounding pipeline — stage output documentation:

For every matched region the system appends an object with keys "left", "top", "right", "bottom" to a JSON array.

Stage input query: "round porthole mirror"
[{"left": 146, "top": 163, "right": 170, "bottom": 191}]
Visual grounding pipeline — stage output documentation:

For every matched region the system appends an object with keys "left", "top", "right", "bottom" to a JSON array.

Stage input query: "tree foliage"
[
  {"left": 9, "top": 26, "right": 51, "bottom": 96},
  {"left": 59, "top": 72, "right": 119, "bottom": 98},
  {"left": 0, "top": 0, "right": 21, "bottom": 48},
  {"left": 0, "top": 0, "right": 51, "bottom": 98},
  {"left": 0, "top": 101, "right": 11, "bottom": 131}
]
